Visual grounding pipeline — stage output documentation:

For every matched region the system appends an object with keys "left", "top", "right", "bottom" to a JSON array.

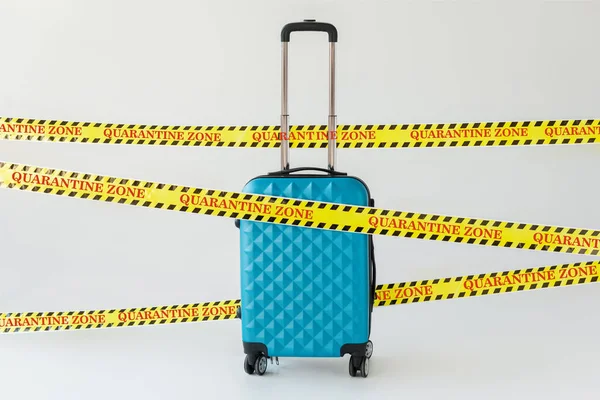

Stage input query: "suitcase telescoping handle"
[{"left": 280, "top": 20, "right": 338, "bottom": 171}]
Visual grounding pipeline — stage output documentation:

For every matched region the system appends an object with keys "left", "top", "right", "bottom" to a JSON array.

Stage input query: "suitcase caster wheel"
[
  {"left": 243, "top": 355, "right": 255, "bottom": 375},
  {"left": 254, "top": 355, "right": 268, "bottom": 376},
  {"left": 359, "top": 356, "right": 369, "bottom": 378},
  {"left": 349, "top": 355, "right": 369, "bottom": 378},
  {"left": 365, "top": 340, "right": 373, "bottom": 359},
  {"left": 348, "top": 356, "right": 358, "bottom": 377}
]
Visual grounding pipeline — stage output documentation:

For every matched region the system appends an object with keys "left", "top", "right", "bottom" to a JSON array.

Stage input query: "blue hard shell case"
[{"left": 237, "top": 171, "right": 375, "bottom": 359}]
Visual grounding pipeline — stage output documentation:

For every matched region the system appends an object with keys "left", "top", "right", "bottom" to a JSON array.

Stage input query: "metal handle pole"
[
  {"left": 281, "top": 42, "right": 290, "bottom": 171},
  {"left": 328, "top": 42, "right": 336, "bottom": 170}
]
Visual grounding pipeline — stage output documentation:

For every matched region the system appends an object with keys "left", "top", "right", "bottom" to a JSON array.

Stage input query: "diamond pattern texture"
[{"left": 239, "top": 176, "right": 370, "bottom": 357}]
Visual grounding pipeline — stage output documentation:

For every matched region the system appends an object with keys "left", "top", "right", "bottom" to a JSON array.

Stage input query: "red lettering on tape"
[
  {"left": 186, "top": 131, "right": 222, "bottom": 142},
  {"left": 493, "top": 127, "right": 528, "bottom": 138},
  {"left": 72, "top": 314, "right": 105, "bottom": 325},
  {"left": 393, "top": 285, "right": 432, "bottom": 299},
  {"left": 11, "top": 172, "right": 104, "bottom": 193},
  {"left": 0, "top": 123, "right": 45, "bottom": 134},
  {"left": 103, "top": 128, "right": 184, "bottom": 141},
  {"left": 409, "top": 128, "right": 492, "bottom": 141},
  {"left": 340, "top": 130, "right": 375, "bottom": 141},
  {"left": 367, "top": 216, "right": 461, "bottom": 235},
  {"left": 544, "top": 126, "right": 600, "bottom": 138},
  {"left": 463, "top": 226, "right": 503, "bottom": 240},
  {"left": 48, "top": 125, "right": 82, "bottom": 136},
  {"left": 274, "top": 205, "right": 313, "bottom": 219},
  {"left": 533, "top": 233, "right": 600, "bottom": 249},
  {"left": 107, "top": 184, "right": 146, "bottom": 199},
  {"left": 117, "top": 308, "right": 195, "bottom": 322},
  {"left": 376, "top": 290, "right": 391, "bottom": 301},
  {"left": 463, "top": 270, "right": 557, "bottom": 291},
  {"left": 251, "top": 131, "right": 334, "bottom": 143},
  {"left": 201, "top": 306, "right": 235, "bottom": 317},
  {"left": 0, "top": 315, "right": 69, "bottom": 328},
  {"left": 178, "top": 194, "right": 274, "bottom": 215},
  {"left": 558, "top": 265, "right": 597, "bottom": 279}
]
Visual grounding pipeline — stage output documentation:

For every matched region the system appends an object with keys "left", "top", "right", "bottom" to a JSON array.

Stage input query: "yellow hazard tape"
[
  {"left": 1, "top": 161, "right": 600, "bottom": 256},
  {"left": 0, "top": 299, "right": 240, "bottom": 333},
  {"left": 375, "top": 260, "right": 599, "bottom": 306},
  {"left": 2, "top": 261, "right": 597, "bottom": 333},
  {"left": 2, "top": 116, "right": 600, "bottom": 148}
]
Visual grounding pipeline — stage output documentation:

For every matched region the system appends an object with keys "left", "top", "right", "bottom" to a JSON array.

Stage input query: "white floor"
[{"left": 2, "top": 282, "right": 597, "bottom": 400}]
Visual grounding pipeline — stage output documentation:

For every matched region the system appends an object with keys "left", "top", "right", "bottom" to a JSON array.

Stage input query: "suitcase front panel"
[{"left": 239, "top": 176, "right": 370, "bottom": 358}]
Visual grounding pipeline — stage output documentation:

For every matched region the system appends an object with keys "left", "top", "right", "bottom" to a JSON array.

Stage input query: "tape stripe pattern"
[
  {"left": 2, "top": 261, "right": 597, "bottom": 333},
  {"left": 2, "top": 117, "right": 599, "bottom": 148},
  {"left": 1, "top": 162, "right": 600, "bottom": 256}
]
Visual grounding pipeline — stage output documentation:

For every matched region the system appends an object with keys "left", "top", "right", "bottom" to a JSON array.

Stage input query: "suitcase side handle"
[
  {"left": 280, "top": 20, "right": 338, "bottom": 43},
  {"left": 280, "top": 20, "right": 337, "bottom": 172},
  {"left": 369, "top": 235, "right": 377, "bottom": 311}
]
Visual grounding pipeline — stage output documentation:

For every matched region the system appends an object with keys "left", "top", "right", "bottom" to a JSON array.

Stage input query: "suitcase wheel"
[
  {"left": 348, "top": 356, "right": 358, "bottom": 377},
  {"left": 349, "top": 355, "right": 369, "bottom": 378},
  {"left": 243, "top": 356, "right": 255, "bottom": 375},
  {"left": 365, "top": 340, "right": 373, "bottom": 359},
  {"left": 348, "top": 340, "right": 373, "bottom": 378},
  {"left": 255, "top": 355, "right": 268, "bottom": 376},
  {"left": 244, "top": 354, "right": 268, "bottom": 376}
]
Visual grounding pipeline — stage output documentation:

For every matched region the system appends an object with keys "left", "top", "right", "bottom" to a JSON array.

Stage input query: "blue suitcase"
[{"left": 236, "top": 20, "right": 376, "bottom": 378}]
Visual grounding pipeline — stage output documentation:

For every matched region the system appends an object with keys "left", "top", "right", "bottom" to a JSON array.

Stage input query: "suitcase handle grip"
[
  {"left": 267, "top": 167, "right": 347, "bottom": 176},
  {"left": 281, "top": 20, "right": 338, "bottom": 42}
]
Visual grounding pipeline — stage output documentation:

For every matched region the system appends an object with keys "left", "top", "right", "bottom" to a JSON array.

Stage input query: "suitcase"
[{"left": 236, "top": 20, "right": 377, "bottom": 378}]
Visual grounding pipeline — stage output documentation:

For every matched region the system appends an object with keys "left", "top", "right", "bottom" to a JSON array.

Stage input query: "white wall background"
[{"left": 1, "top": 0, "right": 599, "bottom": 398}]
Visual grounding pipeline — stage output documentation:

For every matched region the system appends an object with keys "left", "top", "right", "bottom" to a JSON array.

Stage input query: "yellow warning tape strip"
[
  {"left": 2, "top": 261, "right": 597, "bottom": 333},
  {"left": 374, "top": 260, "right": 599, "bottom": 306},
  {"left": 1, "top": 161, "right": 600, "bottom": 256},
  {"left": 2, "top": 116, "right": 600, "bottom": 148},
  {"left": 0, "top": 299, "right": 241, "bottom": 333}
]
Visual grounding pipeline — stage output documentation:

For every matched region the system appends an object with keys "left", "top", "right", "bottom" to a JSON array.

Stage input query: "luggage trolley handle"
[{"left": 280, "top": 19, "right": 338, "bottom": 171}]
